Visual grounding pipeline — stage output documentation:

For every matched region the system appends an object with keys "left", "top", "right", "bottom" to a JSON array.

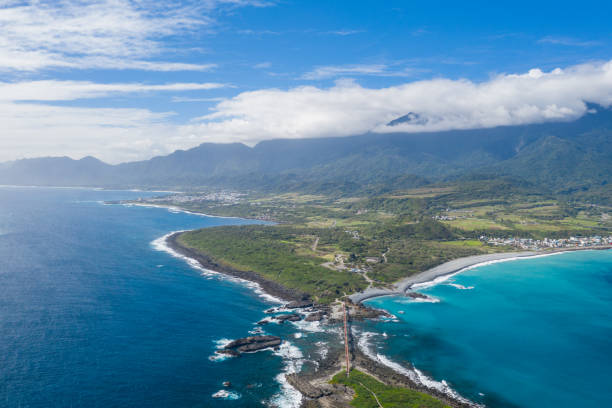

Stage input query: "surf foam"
[
  {"left": 267, "top": 341, "right": 304, "bottom": 408},
  {"left": 355, "top": 329, "right": 481, "bottom": 407},
  {"left": 151, "top": 231, "right": 285, "bottom": 305}
]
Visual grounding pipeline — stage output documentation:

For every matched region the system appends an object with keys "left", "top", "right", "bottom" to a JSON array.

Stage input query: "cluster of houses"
[
  {"left": 480, "top": 235, "right": 612, "bottom": 250},
  {"left": 345, "top": 230, "right": 361, "bottom": 240},
  {"left": 138, "top": 191, "right": 245, "bottom": 205}
]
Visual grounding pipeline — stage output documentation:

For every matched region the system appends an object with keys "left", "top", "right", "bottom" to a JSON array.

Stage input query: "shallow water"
[
  {"left": 362, "top": 250, "right": 612, "bottom": 407},
  {"left": 0, "top": 187, "right": 332, "bottom": 407}
]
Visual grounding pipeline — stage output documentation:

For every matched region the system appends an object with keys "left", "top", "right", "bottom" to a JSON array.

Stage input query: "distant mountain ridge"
[{"left": 1, "top": 105, "right": 611, "bottom": 200}]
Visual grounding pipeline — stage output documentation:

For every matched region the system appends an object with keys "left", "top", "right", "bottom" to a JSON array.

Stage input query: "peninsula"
[{"left": 149, "top": 184, "right": 611, "bottom": 407}]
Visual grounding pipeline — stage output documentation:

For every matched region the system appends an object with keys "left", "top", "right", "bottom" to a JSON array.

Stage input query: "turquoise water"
[
  {"left": 0, "top": 187, "right": 331, "bottom": 408},
  {"left": 363, "top": 251, "right": 612, "bottom": 407}
]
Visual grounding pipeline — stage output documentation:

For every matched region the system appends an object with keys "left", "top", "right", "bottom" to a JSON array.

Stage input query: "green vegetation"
[
  {"left": 331, "top": 370, "right": 450, "bottom": 408},
  {"left": 154, "top": 176, "right": 610, "bottom": 303},
  {"left": 179, "top": 226, "right": 368, "bottom": 303}
]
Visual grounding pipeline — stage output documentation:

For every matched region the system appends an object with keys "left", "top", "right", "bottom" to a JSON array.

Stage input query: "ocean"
[
  {"left": 0, "top": 187, "right": 334, "bottom": 408},
  {"left": 2, "top": 186, "right": 611, "bottom": 407},
  {"left": 360, "top": 250, "right": 612, "bottom": 407}
]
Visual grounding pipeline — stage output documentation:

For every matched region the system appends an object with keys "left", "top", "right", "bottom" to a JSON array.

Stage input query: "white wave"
[
  {"left": 208, "top": 353, "right": 231, "bottom": 362},
  {"left": 151, "top": 231, "right": 285, "bottom": 305},
  {"left": 267, "top": 341, "right": 304, "bottom": 408},
  {"left": 124, "top": 202, "right": 244, "bottom": 220},
  {"left": 214, "top": 338, "right": 233, "bottom": 348},
  {"left": 448, "top": 283, "right": 474, "bottom": 290},
  {"left": 409, "top": 296, "right": 440, "bottom": 303},
  {"left": 208, "top": 338, "right": 236, "bottom": 361},
  {"left": 212, "top": 390, "right": 241, "bottom": 400},
  {"left": 315, "top": 341, "right": 328, "bottom": 360},
  {"left": 290, "top": 319, "right": 324, "bottom": 333},
  {"left": 249, "top": 326, "right": 265, "bottom": 335},
  {"left": 293, "top": 332, "right": 303, "bottom": 339},
  {"left": 392, "top": 295, "right": 440, "bottom": 304},
  {"left": 355, "top": 329, "right": 481, "bottom": 407}
]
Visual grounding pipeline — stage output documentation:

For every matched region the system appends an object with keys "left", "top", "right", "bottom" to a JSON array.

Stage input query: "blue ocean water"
[
  {"left": 362, "top": 251, "right": 612, "bottom": 408},
  {"left": 0, "top": 187, "right": 328, "bottom": 408}
]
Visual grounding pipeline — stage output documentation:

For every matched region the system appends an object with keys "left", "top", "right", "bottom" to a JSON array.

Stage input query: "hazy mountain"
[{"left": 1, "top": 105, "right": 611, "bottom": 200}]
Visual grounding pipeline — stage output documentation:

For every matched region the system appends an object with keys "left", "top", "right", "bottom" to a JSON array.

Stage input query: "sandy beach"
[{"left": 349, "top": 247, "right": 611, "bottom": 303}]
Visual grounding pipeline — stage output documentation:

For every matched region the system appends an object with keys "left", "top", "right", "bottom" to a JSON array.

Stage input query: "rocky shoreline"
[
  {"left": 166, "top": 231, "right": 473, "bottom": 407},
  {"left": 290, "top": 308, "right": 475, "bottom": 408},
  {"left": 166, "top": 232, "right": 310, "bottom": 302}
]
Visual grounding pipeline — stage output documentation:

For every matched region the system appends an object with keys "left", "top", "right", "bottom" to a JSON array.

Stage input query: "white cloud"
[
  {"left": 3, "top": 60, "right": 612, "bottom": 164},
  {"left": 0, "top": 80, "right": 228, "bottom": 101},
  {"left": 301, "top": 64, "right": 420, "bottom": 80},
  {"left": 324, "top": 29, "right": 363, "bottom": 36},
  {"left": 183, "top": 60, "right": 612, "bottom": 144},
  {"left": 254, "top": 61, "right": 272, "bottom": 69},
  {"left": 0, "top": 79, "right": 228, "bottom": 163},
  {"left": 0, "top": 102, "right": 177, "bottom": 163},
  {"left": 0, "top": 0, "right": 264, "bottom": 72},
  {"left": 172, "top": 96, "right": 227, "bottom": 102},
  {"left": 302, "top": 64, "right": 389, "bottom": 80},
  {"left": 538, "top": 36, "right": 601, "bottom": 47}
]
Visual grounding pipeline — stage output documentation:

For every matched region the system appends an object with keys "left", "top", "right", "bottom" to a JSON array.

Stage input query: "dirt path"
[
  {"left": 312, "top": 236, "right": 319, "bottom": 251},
  {"left": 361, "top": 270, "right": 375, "bottom": 289},
  {"left": 381, "top": 247, "right": 390, "bottom": 263},
  {"left": 357, "top": 381, "right": 384, "bottom": 408}
]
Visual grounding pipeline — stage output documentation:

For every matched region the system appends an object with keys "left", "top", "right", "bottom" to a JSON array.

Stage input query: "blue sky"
[{"left": 2, "top": 0, "right": 612, "bottom": 163}]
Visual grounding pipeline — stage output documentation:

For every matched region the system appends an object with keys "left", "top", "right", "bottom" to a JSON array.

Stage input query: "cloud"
[
  {"left": 301, "top": 64, "right": 422, "bottom": 80},
  {"left": 172, "top": 96, "right": 227, "bottom": 102},
  {"left": 0, "top": 102, "right": 178, "bottom": 163},
  {"left": 324, "top": 29, "right": 363, "bottom": 36},
  {"left": 302, "top": 64, "right": 395, "bottom": 80},
  {"left": 0, "top": 0, "right": 264, "bottom": 72},
  {"left": 237, "top": 29, "right": 279, "bottom": 35},
  {"left": 4, "top": 60, "right": 612, "bottom": 164},
  {"left": 254, "top": 61, "right": 272, "bottom": 69},
  {"left": 0, "top": 80, "right": 228, "bottom": 101},
  {"left": 0, "top": 79, "right": 228, "bottom": 163},
  {"left": 182, "top": 60, "right": 612, "bottom": 145},
  {"left": 538, "top": 36, "right": 601, "bottom": 47}
]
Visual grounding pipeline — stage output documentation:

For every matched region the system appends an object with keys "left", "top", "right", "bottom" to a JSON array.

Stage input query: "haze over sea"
[
  {"left": 362, "top": 250, "right": 612, "bottom": 408},
  {"left": 2, "top": 187, "right": 611, "bottom": 408}
]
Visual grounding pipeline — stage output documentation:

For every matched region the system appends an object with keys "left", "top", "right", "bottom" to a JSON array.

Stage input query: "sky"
[{"left": 2, "top": 0, "right": 612, "bottom": 164}]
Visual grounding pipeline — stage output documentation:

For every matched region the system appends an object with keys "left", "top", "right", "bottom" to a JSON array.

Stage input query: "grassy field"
[
  {"left": 331, "top": 370, "right": 450, "bottom": 408},
  {"left": 177, "top": 218, "right": 492, "bottom": 300},
  {"left": 138, "top": 180, "right": 611, "bottom": 302},
  {"left": 178, "top": 226, "right": 369, "bottom": 303}
]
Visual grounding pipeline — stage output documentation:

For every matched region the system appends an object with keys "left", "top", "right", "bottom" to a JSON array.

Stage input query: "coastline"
[
  {"left": 121, "top": 202, "right": 251, "bottom": 221},
  {"left": 162, "top": 230, "right": 479, "bottom": 407},
  {"left": 159, "top": 229, "right": 611, "bottom": 408},
  {"left": 349, "top": 246, "right": 612, "bottom": 303},
  {"left": 165, "top": 231, "right": 308, "bottom": 302}
]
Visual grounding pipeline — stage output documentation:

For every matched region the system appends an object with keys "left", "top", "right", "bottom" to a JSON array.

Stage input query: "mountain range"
[{"left": 2, "top": 104, "right": 611, "bottom": 201}]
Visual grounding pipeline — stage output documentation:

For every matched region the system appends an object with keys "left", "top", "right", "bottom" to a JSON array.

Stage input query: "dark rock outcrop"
[
  {"left": 407, "top": 291, "right": 428, "bottom": 299},
  {"left": 305, "top": 311, "right": 326, "bottom": 322},
  {"left": 215, "top": 349, "right": 239, "bottom": 357},
  {"left": 224, "top": 335, "right": 282, "bottom": 353},
  {"left": 286, "top": 374, "right": 333, "bottom": 399},
  {"left": 286, "top": 300, "right": 313, "bottom": 309},
  {"left": 274, "top": 313, "right": 302, "bottom": 322}
]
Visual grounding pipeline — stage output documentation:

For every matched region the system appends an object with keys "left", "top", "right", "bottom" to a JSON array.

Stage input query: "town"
[{"left": 480, "top": 235, "right": 612, "bottom": 250}]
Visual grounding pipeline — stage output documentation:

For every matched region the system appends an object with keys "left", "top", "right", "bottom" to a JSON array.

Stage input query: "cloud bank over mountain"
[
  {"left": 186, "top": 60, "right": 612, "bottom": 144},
  {"left": 3, "top": 60, "right": 612, "bottom": 163}
]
